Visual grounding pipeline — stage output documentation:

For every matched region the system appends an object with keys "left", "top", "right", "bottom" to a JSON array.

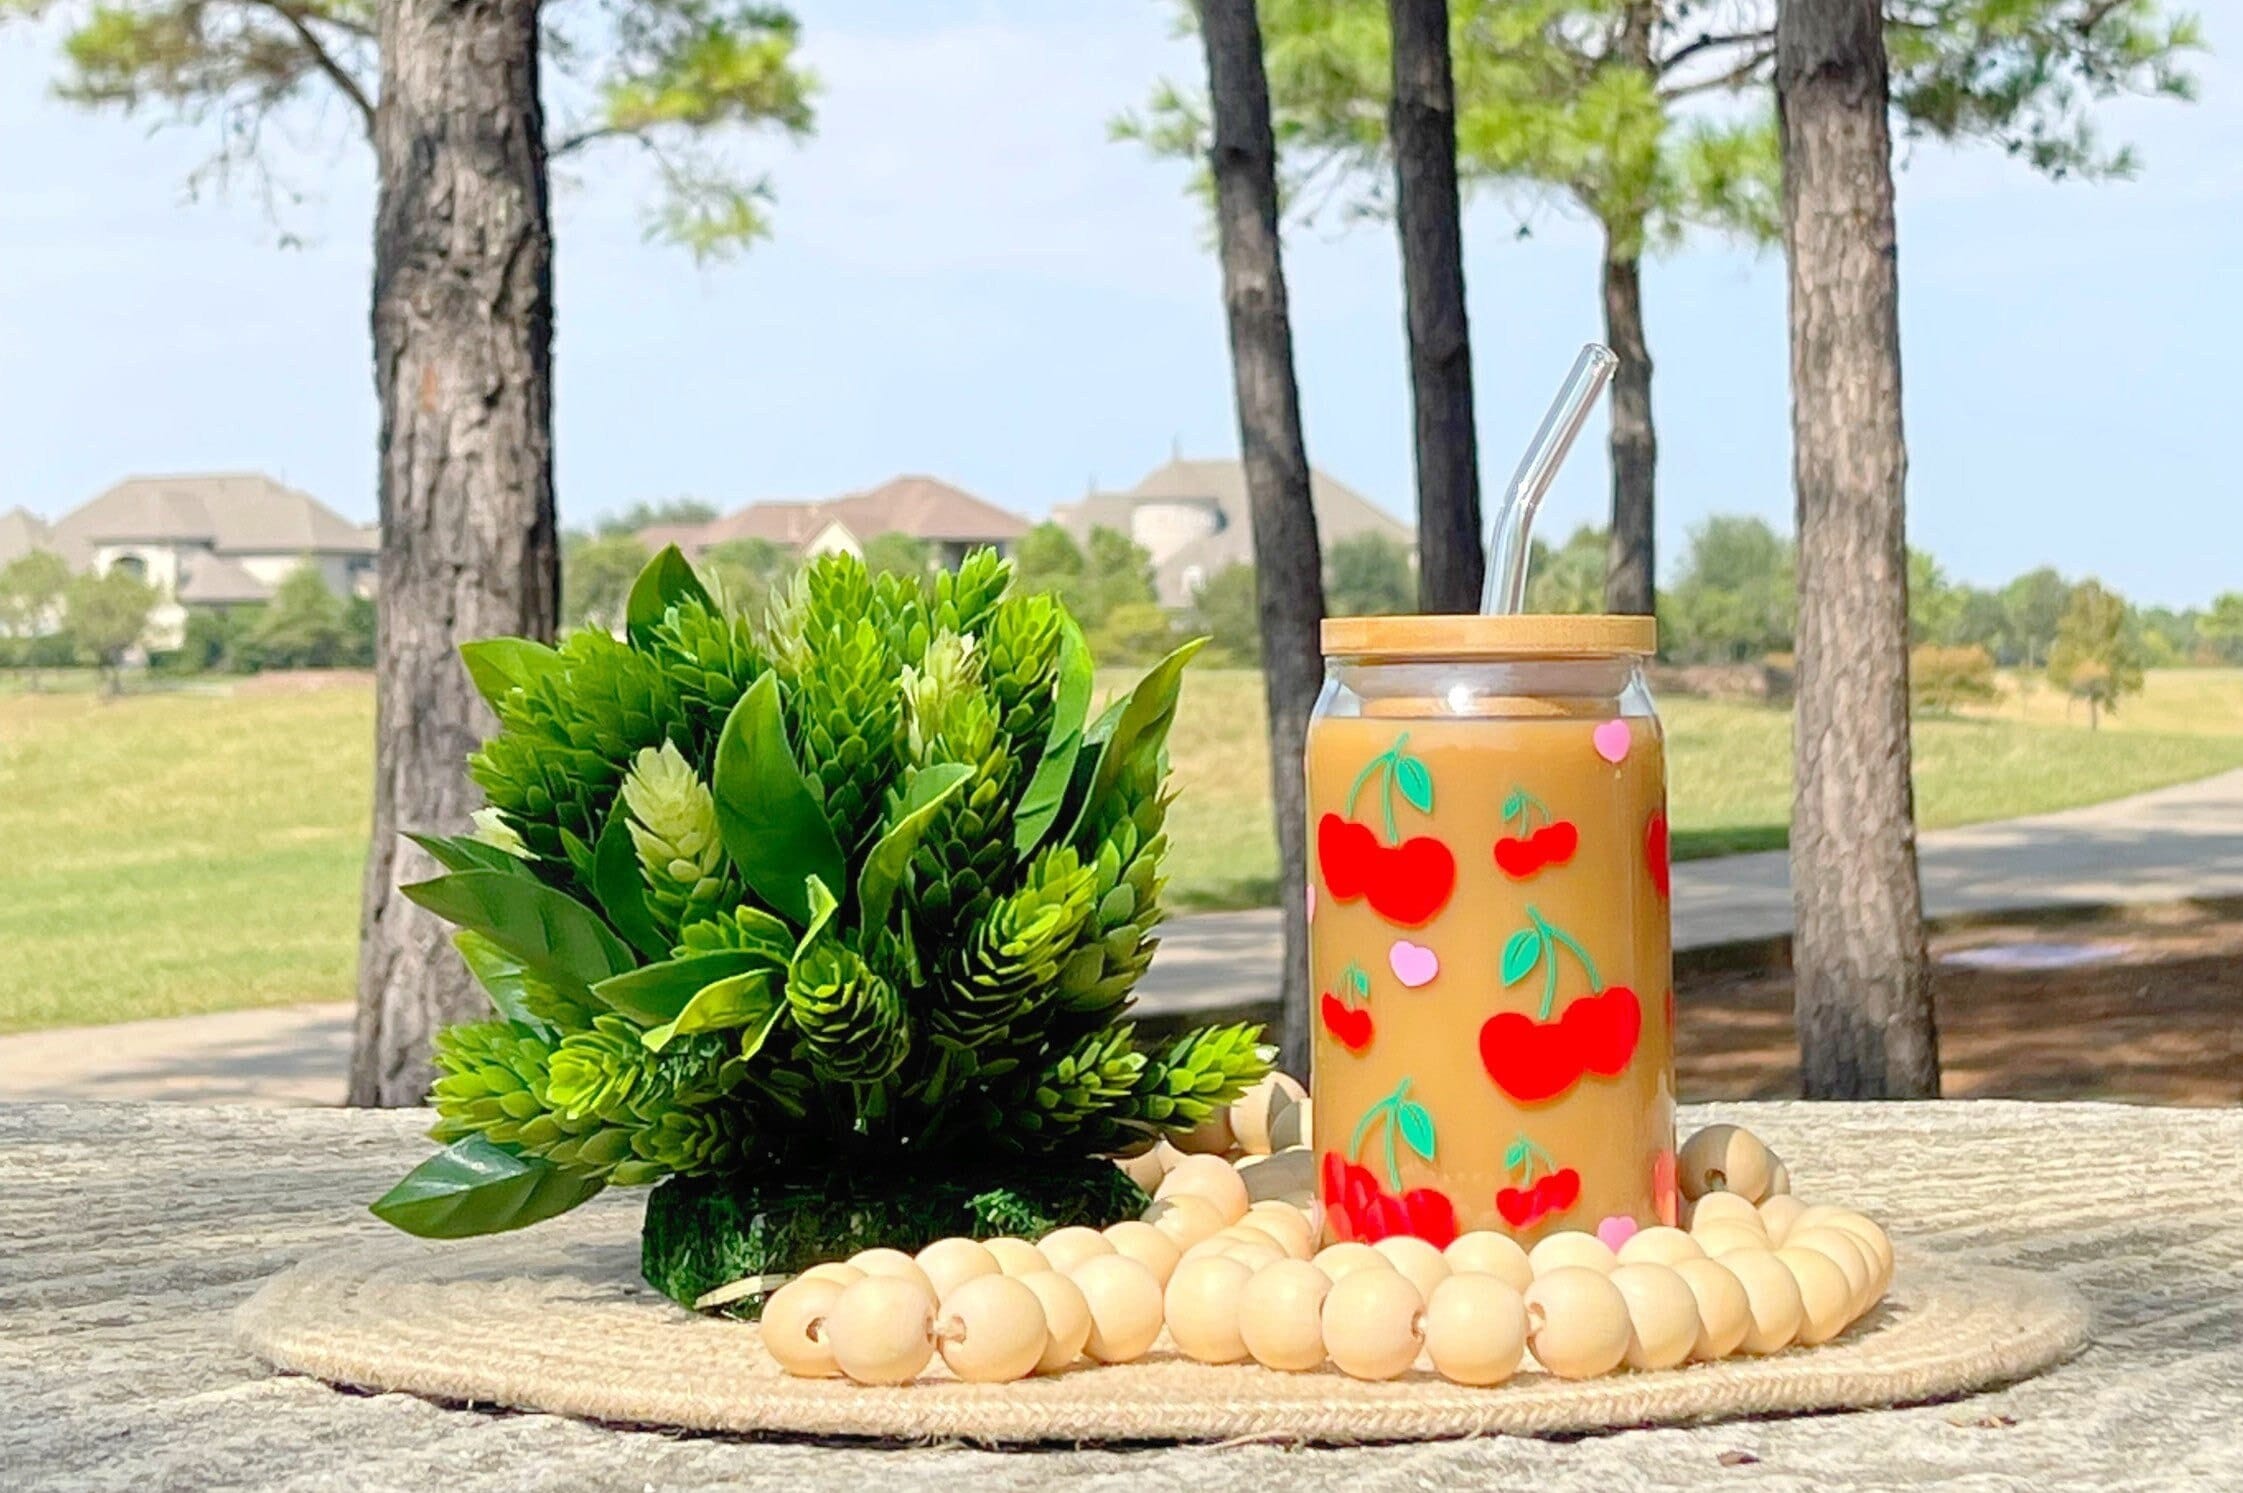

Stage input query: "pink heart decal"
[
  {"left": 1592, "top": 718, "right": 1631, "bottom": 764},
  {"left": 1596, "top": 1214, "right": 1640, "bottom": 1252},
  {"left": 1388, "top": 939, "right": 1439, "bottom": 989}
]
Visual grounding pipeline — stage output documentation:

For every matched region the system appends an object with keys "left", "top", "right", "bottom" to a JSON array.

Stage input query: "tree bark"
[
  {"left": 350, "top": 0, "right": 558, "bottom": 1105},
  {"left": 1385, "top": 0, "right": 1482, "bottom": 613},
  {"left": 1777, "top": 0, "right": 1938, "bottom": 1098},
  {"left": 1601, "top": 236, "right": 1657, "bottom": 616},
  {"left": 1197, "top": 0, "right": 1327, "bottom": 1079}
]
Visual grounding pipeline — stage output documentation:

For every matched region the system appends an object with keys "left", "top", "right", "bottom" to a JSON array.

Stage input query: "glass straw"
[{"left": 1480, "top": 343, "right": 1620, "bottom": 615}]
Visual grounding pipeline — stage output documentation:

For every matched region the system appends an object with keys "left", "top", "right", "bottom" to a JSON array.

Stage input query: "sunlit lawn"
[{"left": 5, "top": 665, "right": 2241, "bottom": 1032}]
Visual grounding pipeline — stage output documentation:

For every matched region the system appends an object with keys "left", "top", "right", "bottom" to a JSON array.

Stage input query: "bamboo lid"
[{"left": 1321, "top": 613, "right": 1657, "bottom": 661}]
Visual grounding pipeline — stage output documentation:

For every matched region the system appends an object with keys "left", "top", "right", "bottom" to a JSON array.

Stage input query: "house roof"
[
  {"left": 52, "top": 473, "right": 377, "bottom": 560},
  {"left": 0, "top": 507, "right": 55, "bottom": 567},
  {"left": 652, "top": 475, "right": 1030, "bottom": 556},
  {"left": 174, "top": 552, "right": 274, "bottom": 606}
]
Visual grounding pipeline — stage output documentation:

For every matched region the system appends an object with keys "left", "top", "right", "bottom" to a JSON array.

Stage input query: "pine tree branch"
[
  {"left": 1658, "top": 28, "right": 1774, "bottom": 77},
  {"left": 1659, "top": 43, "right": 1777, "bottom": 100},
  {"left": 249, "top": 0, "right": 375, "bottom": 134}
]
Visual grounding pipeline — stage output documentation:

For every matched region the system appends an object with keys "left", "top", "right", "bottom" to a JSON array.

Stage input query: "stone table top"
[{"left": 4, "top": 1100, "right": 2240, "bottom": 1491}]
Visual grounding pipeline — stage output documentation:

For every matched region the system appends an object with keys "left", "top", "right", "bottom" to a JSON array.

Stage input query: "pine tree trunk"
[
  {"left": 350, "top": 0, "right": 558, "bottom": 1105},
  {"left": 1197, "top": 0, "right": 1327, "bottom": 1079},
  {"left": 1601, "top": 236, "right": 1657, "bottom": 617},
  {"left": 1386, "top": 0, "right": 1482, "bottom": 614},
  {"left": 1777, "top": 0, "right": 1938, "bottom": 1099}
]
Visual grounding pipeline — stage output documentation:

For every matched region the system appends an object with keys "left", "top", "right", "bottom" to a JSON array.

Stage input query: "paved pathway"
[{"left": 7, "top": 767, "right": 2242, "bottom": 1106}]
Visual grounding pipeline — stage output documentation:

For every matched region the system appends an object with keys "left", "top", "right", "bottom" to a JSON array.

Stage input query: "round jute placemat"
[{"left": 235, "top": 1212, "right": 2089, "bottom": 1446}]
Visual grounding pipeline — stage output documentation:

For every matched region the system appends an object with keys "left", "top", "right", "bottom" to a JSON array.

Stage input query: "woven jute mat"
[{"left": 235, "top": 1210, "right": 2089, "bottom": 1446}]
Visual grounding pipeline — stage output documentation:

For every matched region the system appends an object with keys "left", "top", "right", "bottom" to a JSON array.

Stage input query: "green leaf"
[
  {"left": 711, "top": 673, "right": 846, "bottom": 926},
  {"left": 796, "top": 875, "right": 840, "bottom": 955},
  {"left": 625, "top": 544, "right": 713, "bottom": 647},
  {"left": 1397, "top": 1100, "right": 1436, "bottom": 1161},
  {"left": 459, "top": 637, "right": 560, "bottom": 712},
  {"left": 858, "top": 763, "right": 972, "bottom": 930},
  {"left": 1395, "top": 755, "right": 1434, "bottom": 815},
  {"left": 1087, "top": 637, "right": 1206, "bottom": 811},
  {"left": 1504, "top": 1137, "right": 1529, "bottom": 1172},
  {"left": 451, "top": 930, "right": 551, "bottom": 1035},
  {"left": 593, "top": 951, "right": 777, "bottom": 1026},
  {"left": 644, "top": 969, "right": 782, "bottom": 1054},
  {"left": 1347, "top": 965, "right": 1369, "bottom": 997},
  {"left": 370, "top": 1137, "right": 605, "bottom": 1239},
  {"left": 1012, "top": 613, "right": 1095, "bottom": 856},
  {"left": 558, "top": 826, "right": 599, "bottom": 889},
  {"left": 1500, "top": 927, "right": 1544, "bottom": 986},
  {"left": 401, "top": 871, "right": 635, "bottom": 992},
  {"left": 1501, "top": 788, "right": 1525, "bottom": 821},
  {"left": 405, "top": 832, "right": 535, "bottom": 878},
  {"left": 592, "top": 802, "right": 671, "bottom": 960}
]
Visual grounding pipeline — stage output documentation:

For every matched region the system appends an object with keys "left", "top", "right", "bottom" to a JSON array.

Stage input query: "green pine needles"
[{"left": 372, "top": 546, "right": 1268, "bottom": 1301}]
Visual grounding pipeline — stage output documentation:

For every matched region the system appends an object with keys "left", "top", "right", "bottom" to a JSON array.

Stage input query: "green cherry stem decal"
[
  {"left": 1342, "top": 732, "right": 1435, "bottom": 844},
  {"left": 1341, "top": 962, "right": 1370, "bottom": 1006},
  {"left": 1501, "top": 904, "right": 1604, "bottom": 1020},
  {"left": 1346, "top": 1077, "right": 1436, "bottom": 1191},
  {"left": 1500, "top": 786, "right": 1555, "bottom": 833}
]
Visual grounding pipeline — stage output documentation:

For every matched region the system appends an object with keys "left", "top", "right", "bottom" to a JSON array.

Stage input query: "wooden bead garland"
[{"left": 757, "top": 1121, "right": 1899, "bottom": 1390}]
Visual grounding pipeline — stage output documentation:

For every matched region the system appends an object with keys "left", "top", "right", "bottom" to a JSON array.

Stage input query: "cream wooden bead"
[
  {"left": 1678, "top": 1124, "right": 1774, "bottom": 1202},
  {"left": 1114, "top": 1146, "right": 1168, "bottom": 1194},
  {"left": 1788, "top": 1228, "right": 1874, "bottom": 1318},
  {"left": 936, "top": 1274, "right": 1049, "bottom": 1383},
  {"left": 1235, "top": 1149, "right": 1316, "bottom": 1208},
  {"left": 1155, "top": 1153, "right": 1251, "bottom": 1224},
  {"left": 915, "top": 1237, "right": 1001, "bottom": 1301},
  {"left": 826, "top": 1274, "right": 936, "bottom": 1385},
  {"left": 1719, "top": 1248, "right": 1806, "bottom": 1355},
  {"left": 1757, "top": 1194, "right": 1809, "bottom": 1247},
  {"left": 1142, "top": 1193, "right": 1225, "bottom": 1250},
  {"left": 1672, "top": 1256, "right": 1753, "bottom": 1362},
  {"left": 1312, "top": 1241, "right": 1392, "bottom": 1280},
  {"left": 760, "top": 1276, "right": 846, "bottom": 1378},
  {"left": 1608, "top": 1262, "right": 1703, "bottom": 1371},
  {"left": 1320, "top": 1266, "right": 1425, "bottom": 1381},
  {"left": 1529, "top": 1230, "right": 1618, "bottom": 1277},
  {"left": 984, "top": 1236, "right": 1050, "bottom": 1278},
  {"left": 1616, "top": 1225, "right": 1704, "bottom": 1268},
  {"left": 1765, "top": 1156, "right": 1791, "bottom": 1197},
  {"left": 1228, "top": 1072, "right": 1305, "bottom": 1156},
  {"left": 1269, "top": 1096, "right": 1312, "bottom": 1152},
  {"left": 845, "top": 1248, "right": 934, "bottom": 1298},
  {"left": 1777, "top": 1245, "right": 1854, "bottom": 1346},
  {"left": 1163, "top": 1255, "right": 1253, "bottom": 1364},
  {"left": 1224, "top": 1240, "right": 1286, "bottom": 1273},
  {"left": 1687, "top": 1191, "right": 1766, "bottom": 1236},
  {"left": 1103, "top": 1220, "right": 1183, "bottom": 1287},
  {"left": 1182, "top": 1226, "right": 1266, "bottom": 1263},
  {"left": 1691, "top": 1224, "right": 1770, "bottom": 1260},
  {"left": 1038, "top": 1225, "right": 1117, "bottom": 1275},
  {"left": 1523, "top": 1266, "right": 1631, "bottom": 1380},
  {"left": 1244, "top": 1202, "right": 1315, "bottom": 1258},
  {"left": 1239, "top": 1259, "right": 1333, "bottom": 1372},
  {"left": 1373, "top": 1234, "right": 1451, "bottom": 1302},
  {"left": 1422, "top": 1272, "right": 1527, "bottom": 1386},
  {"left": 1069, "top": 1253, "right": 1165, "bottom": 1363},
  {"left": 1017, "top": 1269, "right": 1092, "bottom": 1375},
  {"left": 1444, "top": 1232, "right": 1533, "bottom": 1292},
  {"left": 797, "top": 1261, "right": 866, "bottom": 1290},
  {"left": 1815, "top": 1210, "right": 1896, "bottom": 1291},
  {"left": 1173, "top": 1106, "right": 1237, "bottom": 1156}
]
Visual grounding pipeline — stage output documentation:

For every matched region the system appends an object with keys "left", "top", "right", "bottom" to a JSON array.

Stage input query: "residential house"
[
  {"left": 46, "top": 473, "right": 378, "bottom": 649},
  {"left": 642, "top": 475, "right": 1030, "bottom": 570},
  {"left": 1054, "top": 457, "right": 1415, "bottom": 608},
  {"left": 0, "top": 507, "right": 54, "bottom": 568}
]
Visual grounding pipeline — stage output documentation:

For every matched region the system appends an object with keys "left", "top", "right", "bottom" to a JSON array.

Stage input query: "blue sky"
[{"left": 2, "top": 1, "right": 2236, "bottom": 606}]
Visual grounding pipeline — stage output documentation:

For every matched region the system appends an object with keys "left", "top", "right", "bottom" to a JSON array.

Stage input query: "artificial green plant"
[{"left": 370, "top": 545, "right": 1267, "bottom": 1306}]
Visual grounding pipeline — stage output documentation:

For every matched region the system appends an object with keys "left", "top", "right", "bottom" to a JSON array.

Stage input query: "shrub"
[{"left": 1910, "top": 645, "right": 1998, "bottom": 712}]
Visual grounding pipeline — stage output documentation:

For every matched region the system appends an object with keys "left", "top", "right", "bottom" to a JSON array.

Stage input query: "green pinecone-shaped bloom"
[
  {"left": 940, "top": 845, "right": 1096, "bottom": 1046},
  {"left": 1008, "top": 1025, "right": 1146, "bottom": 1154},
  {"left": 901, "top": 633, "right": 1016, "bottom": 930},
  {"left": 978, "top": 591, "right": 1064, "bottom": 747},
  {"left": 770, "top": 559, "right": 907, "bottom": 851},
  {"left": 786, "top": 937, "right": 908, "bottom": 1084},
  {"left": 649, "top": 595, "right": 763, "bottom": 746},
  {"left": 1055, "top": 781, "right": 1169, "bottom": 1020},
  {"left": 1134, "top": 1023, "right": 1269, "bottom": 1130},
  {"left": 620, "top": 742, "right": 734, "bottom": 936},
  {"left": 546, "top": 1014, "right": 660, "bottom": 1122},
  {"left": 934, "top": 547, "right": 1013, "bottom": 638}
]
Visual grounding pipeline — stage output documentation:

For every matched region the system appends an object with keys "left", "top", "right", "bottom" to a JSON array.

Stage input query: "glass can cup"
[{"left": 1306, "top": 615, "right": 1674, "bottom": 1249}]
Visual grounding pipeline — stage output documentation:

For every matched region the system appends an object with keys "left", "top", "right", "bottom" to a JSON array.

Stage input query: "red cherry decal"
[
  {"left": 1496, "top": 1186, "right": 1538, "bottom": 1228},
  {"left": 1645, "top": 812, "right": 1670, "bottom": 899},
  {"left": 1317, "top": 813, "right": 1376, "bottom": 899},
  {"left": 1537, "top": 1168, "right": 1582, "bottom": 1214},
  {"left": 1532, "top": 820, "right": 1579, "bottom": 868},
  {"left": 1319, "top": 992, "right": 1374, "bottom": 1052},
  {"left": 1363, "top": 1192, "right": 1410, "bottom": 1243},
  {"left": 1562, "top": 986, "right": 1642, "bottom": 1077},
  {"left": 1478, "top": 1010, "right": 1583, "bottom": 1103},
  {"left": 1365, "top": 836, "right": 1455, "bottom": 926},
  {"left": 1493, "top": 835, "right": 1541, "bottom": 879},
  {"left": 1402, "top": 1187, "right": 1459, "bottom": 1249}
]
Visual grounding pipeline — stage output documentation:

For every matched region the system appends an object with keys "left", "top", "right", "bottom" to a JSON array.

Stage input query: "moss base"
[{"left": 640, "top": 1158, "right": 1149, "bottom": 1314}]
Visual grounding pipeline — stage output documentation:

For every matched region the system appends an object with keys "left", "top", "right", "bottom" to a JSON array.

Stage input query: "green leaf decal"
[
  {"left": 402, "top": 870, "right": 635, "bottom": 992},
  {"left": 406, "top": 832, "right": 535, "bottom": 878},
  {"left": 1394, "top": 755, "right": 1434, "bottom": 815},
  {"left": 593, "top": 951, "right": 777, "bottom": 1027},
  {"left": 459, "top": 637, "right": 560, "bottom": 713},
  {"left": 625, "top": 544, "right": 713, "bottom": 647},
  {"left": 1505, "top": 1137, "right": 1529, "bottom": 1172},
  {"left": 1397, "top": 1100, "right": 1436, "bottom": 1161},
  {"left": 711, "top": 674, "right": 846, "bottom": 926},
  {"left": 1501, "top": 927, "right": 1543, "bottom": 986},
  {"left": 644, "top": 969, "right": 780, "bottom": 1053},
  {"left": 858, "top": 763, "right": 972, "bottom": 931},
  {"left": 1501, "top": 787, "right": 1525, "bottom": 820},
  {"left": 592, "top": 803, "right": 672, "bottom": 960},
  {"left": 370, "top": 1137, "right": 604, "bottom": 1239},
  {"left": 1012, "top": 613, "right": 1095, "bottom": 856},
  {"left": 1347, "top": 965, "right": 1370, "bottom": 997},
  {"left": 452, "top": 931, "right": 551, "bottom": 1035}
]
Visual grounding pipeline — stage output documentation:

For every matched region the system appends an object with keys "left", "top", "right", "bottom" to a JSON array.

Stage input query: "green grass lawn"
[{"left": 5, "top": 666, "right": 2241, "bottom": 1033}]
